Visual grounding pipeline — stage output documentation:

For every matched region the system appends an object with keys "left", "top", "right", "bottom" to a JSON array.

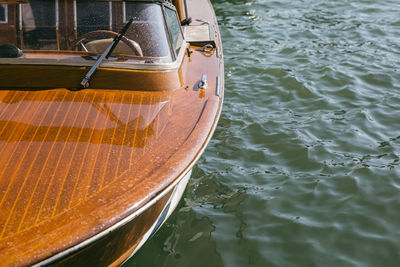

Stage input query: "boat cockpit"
[{"left": 0, "top": 0, "right": 185, "bottom": 69}]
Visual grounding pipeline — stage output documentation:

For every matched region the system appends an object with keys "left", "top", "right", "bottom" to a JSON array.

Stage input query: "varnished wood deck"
[{"left": 0, "top": 0, "right": 223, "bottom": 265}]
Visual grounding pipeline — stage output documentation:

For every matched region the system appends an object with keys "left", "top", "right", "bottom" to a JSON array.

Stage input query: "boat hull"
[
  {"left": 0, "top": 0, "right": 223, "bottom": 265},
  {"left": 35, "top": 170, "right": 192, "bottom": 267}
]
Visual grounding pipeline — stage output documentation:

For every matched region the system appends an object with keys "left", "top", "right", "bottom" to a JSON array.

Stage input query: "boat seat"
[{"left": 0, "top": 44, "right": 23, "bottom": 58}]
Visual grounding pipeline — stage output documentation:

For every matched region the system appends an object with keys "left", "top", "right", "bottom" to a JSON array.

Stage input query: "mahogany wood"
[
  {"left": 172, "top": 0, "right": 186, "bottom": 20},
  {"left": 0, "top": 4, "right": 17, "bottom": 45},
  {"left": 0, "top": 65, "right": 183, "bottom": 91},
  {"left": 0, "top": 0, "right": 223, "bottom": 265}
]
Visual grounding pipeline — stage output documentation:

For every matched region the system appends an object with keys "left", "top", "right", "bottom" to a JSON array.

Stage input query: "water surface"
[{"left": 127, "top": 0, "right": 400, "bottom": 266}]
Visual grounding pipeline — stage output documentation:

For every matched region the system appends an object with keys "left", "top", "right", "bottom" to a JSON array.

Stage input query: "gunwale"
[
  {"left": 0, "top": 0, "right": 223, "bottom": 265},
  {"left": 0, "top": 65, "right": 184, "bottom": 90},
  {"left": 0, "top": 39, "right": 188, "bottom": 71}
]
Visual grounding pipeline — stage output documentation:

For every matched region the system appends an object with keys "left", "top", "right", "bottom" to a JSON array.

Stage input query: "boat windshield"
[{"left": 0, "top": 0, "right": 184, "bottom": 66}]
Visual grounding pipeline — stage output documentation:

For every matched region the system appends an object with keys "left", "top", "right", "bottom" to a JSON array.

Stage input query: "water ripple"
[{"left": 128, "top": 0, "right": 400, "bottom": 266}]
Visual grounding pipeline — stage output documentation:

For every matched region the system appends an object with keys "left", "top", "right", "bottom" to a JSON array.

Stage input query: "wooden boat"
[{"left": 0, "top": 0, "right": 223, "bottom": 265}]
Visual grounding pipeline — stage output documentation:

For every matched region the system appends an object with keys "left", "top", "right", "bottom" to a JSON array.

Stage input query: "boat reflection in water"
[{"left": 0, "top": 0, "right": 223, "bottom": 266}]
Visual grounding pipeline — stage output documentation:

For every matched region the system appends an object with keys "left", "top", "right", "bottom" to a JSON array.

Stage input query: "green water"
[{"left": 127, "top": 0, "right": 400, "bottom": 266}]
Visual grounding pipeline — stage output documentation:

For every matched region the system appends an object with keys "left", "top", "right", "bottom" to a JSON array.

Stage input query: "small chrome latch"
[{"left": 199, "top": 74, "right": 208, "bottom": 89}]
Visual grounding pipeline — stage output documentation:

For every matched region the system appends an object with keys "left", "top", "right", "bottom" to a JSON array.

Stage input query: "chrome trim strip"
[
  {"left": 55, "top": 0, "right": 59, "bottom": 27},
  {"left": 18, "top": 4, "right": 22, "bottom": 30},
  {"left": 73, "top": 0, "right": 77, "bottom": 33},
  {"left": 109, "top": 1, "right": 112, "bottom": 30},
  {"left": 56, "top": 0, "right": 59, "bottom": 50},
  {"left": 122, "top": 2, "right": 126, "bottom": 22},
  {"left": 216, "top": 76, "right": 220, "bottom": 96},
  {"left": 18, "top": 3, "right": 22, "bottom": 48}
]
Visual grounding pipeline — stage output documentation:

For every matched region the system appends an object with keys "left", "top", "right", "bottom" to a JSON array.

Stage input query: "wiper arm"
[{"left": 80, "top": 18, "right": 134, "bottom": 89}]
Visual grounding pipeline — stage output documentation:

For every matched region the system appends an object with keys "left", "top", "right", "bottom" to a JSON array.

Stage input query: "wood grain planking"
[
  {"left": 52, "top": 92, "right": 100, "bottom": 216},
  {"left": 154, "top": 95, "right": 163, "bottom": 139},
  {"left": 33, "top": 92, "right": 88, "bottom": 224},
  {"left": 0, "top": 91, "right": 65, "bottom": 238},
  {"left": 114, "top": 93, "right": 135, "bottom": 181},
  {"left": 70, "top": 92, "right": 136, "bottom": 206},
  {"left": 0, "top": 92, "right": 22, "bottom": 123},
  {"left": 128, "top": 94, "right": 144, "bottom": 175},
  {"left": 0, "top": 52, "right": 219, "bottom": 239},
  {"left": 11, "top": 92, "right": 81, "bottom": 234},
  {"left": 0, "top": 94, "right": 34, "bottom": 198},
  {"left": 16, "top": 93, "right": 92, "bottom": 231},
  {"left": 99, "top": 94, "right": 127, "bottom": 190},
  {"left": 0, "top": 92, "right": 40, "bottom": 163},
  {"left": 140, "top": 95, "right": 154, "bottom": 157},
  {"left": 86, "top": 93, "right": 119, "bottom": 197},
  {"left": 0, "top": 94, "right": 60, "bottom": 238},
  {"left": 156, "top": 95, "right": 172, "bottom": 139},
  {"left": 67, "top": 92, "right": 107, "bottom": 209}
]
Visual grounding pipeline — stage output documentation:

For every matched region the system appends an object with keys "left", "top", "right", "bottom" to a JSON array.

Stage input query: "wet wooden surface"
[
  {"left": 0, "top": 0, "right": 223, "bottom": 265},
  {"left": 0, "top": 65, "right": 183, "bottom": 91}
]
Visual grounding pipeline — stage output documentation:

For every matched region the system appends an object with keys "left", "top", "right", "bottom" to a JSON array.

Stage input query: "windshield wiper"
[{"left": 80, "top": 18, "right": 134, "bottom": 89}]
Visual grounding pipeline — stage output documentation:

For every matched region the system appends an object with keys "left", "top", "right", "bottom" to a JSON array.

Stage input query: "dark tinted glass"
[
  {"left": 21, "top": 0, "right": 57, "bottom": 50},
  {"left": 125, "top": 2, "right": 158, "bottom": 21},
  {"left": 0, "top": 4, "right": 6, "bottom": 23},
  {"left": 124, "top": 3, "right": 171, "bottom": 59},
  {"left": 76, "top": 1, "right": 110, "bottom": 36}
]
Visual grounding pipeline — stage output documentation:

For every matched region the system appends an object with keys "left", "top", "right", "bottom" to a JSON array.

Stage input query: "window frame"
[
  {"left": 123, "top": 1, "right": 184, "bottom": 61},
  {"left": 0, "top": 4, "right": 8, "bottom": 24},
  {"left": 162, "top": 5, "right": 184, "bottom": 60},
  {"left": 18, "top": 0, "right": 60, "bottom": 50}
]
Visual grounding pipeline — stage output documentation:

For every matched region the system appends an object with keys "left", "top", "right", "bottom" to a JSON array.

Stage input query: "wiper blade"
[{"left": 80, "top": 18, "right": 134, "bottom": 89}]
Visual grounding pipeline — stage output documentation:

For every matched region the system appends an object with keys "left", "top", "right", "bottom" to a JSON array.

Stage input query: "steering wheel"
[{"left": 74, "top": 30, "right": 143, "bottom": 57}]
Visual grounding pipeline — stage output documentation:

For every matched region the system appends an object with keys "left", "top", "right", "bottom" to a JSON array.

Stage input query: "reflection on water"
[
  {"left": 128, "top": 167, "right": 225, "bottom": 267},
  {"left": 128, "top": 0, "right": 400, "bottom": 266}
]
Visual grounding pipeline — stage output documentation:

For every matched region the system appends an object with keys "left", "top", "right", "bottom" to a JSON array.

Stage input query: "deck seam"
[
  {"left": 33, "top": 92, "right": 85, "bottom": 225},
  {"left": 52, "top": 92, "right": 97, "bottom": 217},
  {"left": 99, "top": 94, "right": 126, "bottom": 189},
  {"left": 16, "top": 91, "right": 77, "bottom": 233},
  {"left": 67, "top": 91, "right": 107, "bottom": 209},
  {"left": 114, "top": 93, "right": 135, "bottom": 183},
  {"left": 83, "top": 92, "right": 118, "bottom": 200},
  {"left": 0, "top": 91, "right": 63, "bottom": 238}
]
